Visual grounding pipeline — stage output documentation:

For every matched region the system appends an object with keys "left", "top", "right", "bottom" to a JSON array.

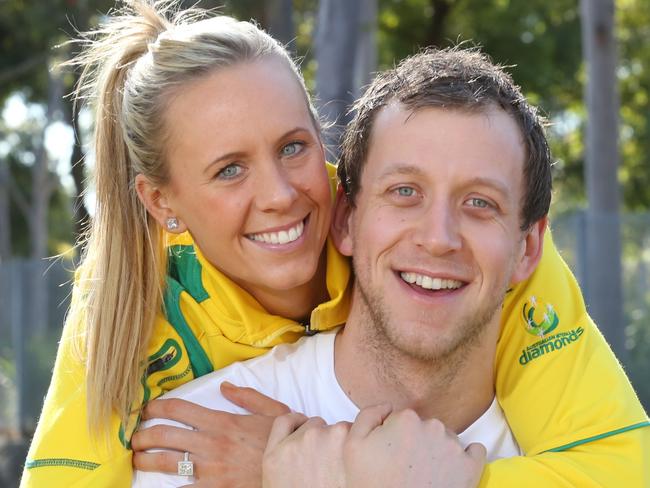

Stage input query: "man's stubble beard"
[{"left": 353, "top": 258, "right": 510, "bottom": 384}]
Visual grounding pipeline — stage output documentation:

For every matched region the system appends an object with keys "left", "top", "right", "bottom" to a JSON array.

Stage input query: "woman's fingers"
[
  {"left": 131, "top": 424, "right": 198, "bottom": 452},
  {"left": 132, "top": 448, "right": 185, "bottom": 474},
  {"left": 142, "top": 398, "right": 224, "bottom": 428},
  {"left": 220, "top": 382, "right": 291, "bottom": 416}
]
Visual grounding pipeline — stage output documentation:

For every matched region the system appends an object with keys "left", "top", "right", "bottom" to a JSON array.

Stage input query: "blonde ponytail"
[{"left": 65, "top": 0, "right": 318, "bottom": 438}]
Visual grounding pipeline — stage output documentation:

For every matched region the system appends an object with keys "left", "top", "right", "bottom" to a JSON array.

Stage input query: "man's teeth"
[
  {"left": 249, "top": 221, "right": 305, "bottom": 245},
  {"left": 400, "top": 272, "right": 462, "bottom": 290}
]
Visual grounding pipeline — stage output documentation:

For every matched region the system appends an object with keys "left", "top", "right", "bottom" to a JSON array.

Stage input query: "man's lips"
[{"left": 400, "top": 271, "right": 464, "bottom": 291}]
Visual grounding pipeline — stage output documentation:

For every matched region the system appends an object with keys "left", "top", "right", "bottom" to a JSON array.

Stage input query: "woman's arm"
[
  {"left": 491, "top": 230, "right": 649, "bottom": 485},
  {"left": 20, "top": 297, "right": 134, "bottom": 488}
]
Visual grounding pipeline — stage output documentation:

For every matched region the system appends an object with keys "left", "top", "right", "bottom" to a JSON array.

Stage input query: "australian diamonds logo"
[
  {"left": 523, "top": 295, "right": 558, "bottom": 336},
  {"left": 519, "top": 296, "right": 584, "bottom": 366}
]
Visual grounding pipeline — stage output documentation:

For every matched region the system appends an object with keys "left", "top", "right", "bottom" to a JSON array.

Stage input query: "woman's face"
[{"left": 160, "top": 58, "right": 332, "bottom": 302}]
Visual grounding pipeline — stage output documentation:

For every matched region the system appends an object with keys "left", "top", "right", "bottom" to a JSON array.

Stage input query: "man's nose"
[
  {"left": 254, "top": 161, "right": 299, "bottom": 212},
  {"left": 412, "top": 201, "right": 462, "bottom": 256}
]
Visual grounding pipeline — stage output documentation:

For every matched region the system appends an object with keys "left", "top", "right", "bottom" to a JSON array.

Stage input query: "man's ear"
[
  {"left": 134, "top": 174, "right": 187, "bottom": 234},
  {"left": 510, "top": 216, "right": 547, "bottom": 285},
  {"left": 330, "top": 184, "right": 354, "bottom": 257}
]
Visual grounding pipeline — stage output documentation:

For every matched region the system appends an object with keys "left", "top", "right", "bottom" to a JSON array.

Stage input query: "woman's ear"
[
  {"left": 134, "top": 174, "right": 187, "bottom": 234},
  {"left": 330, "top": 185, "right": 354, "bottom": 257},
  {"left": 510, "top": 216, "right": 548, "bottom": 285}
]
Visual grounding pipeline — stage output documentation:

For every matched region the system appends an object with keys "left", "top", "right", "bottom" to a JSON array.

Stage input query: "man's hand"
[
  {"left": 344, "top": 405, "right": 486, "bottom": 488},
  {"left": 262, "top": 404, "right": 486, "bottom": 488},
  {"left": 131, "top": 382, "right": 290, "bottom": 487},
  {"left": 263, "top": 413, "right": 349, "bottom": 488}
]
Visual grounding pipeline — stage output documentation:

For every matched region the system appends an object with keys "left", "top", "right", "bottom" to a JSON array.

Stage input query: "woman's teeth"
[
  {"left": 249, "top": 221, "right": 305, "bottom": 245},
  {"left": 400, "top": 272, "right": 462, "bottom": 290}
]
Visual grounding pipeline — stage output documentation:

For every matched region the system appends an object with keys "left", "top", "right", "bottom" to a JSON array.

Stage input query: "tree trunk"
[
  {"left": 65, "top": 0, "right": 91, "bottom": 249},
  {"left": 315, "top": 0, "right": 361, "bottom": 155},
  {"left": 63, "top": 78, "right": 90, "bottom": 245},
  {"left": 0, "top": 153, "right": 10, "bottom": 261},
  {"left": 425, "top": 0, "right": 454, "bottom": 48},
  {"left": 28, "top": 63, "right": 64, "bottom": 335},
  {"left": 30, "top": 65, "right": 62, "bottom": 260},
  {"left": 353, "top": 0, "right": 378, "bottom": 98},
  {"left": 265, "top": 0, "right": 295, "bottom": 50},
  {"left": 580, "top": 0, "right": 624, "bottom": 358}
]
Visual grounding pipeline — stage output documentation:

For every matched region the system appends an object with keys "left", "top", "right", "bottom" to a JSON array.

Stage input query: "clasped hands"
[{"left": 131, "top": 382, "right": 485, "bottom": 487}]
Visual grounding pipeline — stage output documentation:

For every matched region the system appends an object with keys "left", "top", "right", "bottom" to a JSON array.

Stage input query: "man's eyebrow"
[
  {"left": 464, "top": 176, "right": 510, "bottom": 197},
  {"left": 202, "top": 126, "right": 313, "bottom": 175}
]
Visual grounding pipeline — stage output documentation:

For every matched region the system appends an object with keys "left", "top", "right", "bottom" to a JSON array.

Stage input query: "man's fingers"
[
  {"left": 348, "top": 403, "right": 393, "bottom": 439},
  {"left": 131, "top": 424, "right": 198, "bottom": 452},
  {"left": 465, "top": 442, "right": 487, "bottom": 463},
  {"left": 265, "top": 413, "right": 309, "bottom": 451},
  {"left": 220, "top": 381, "right": 291, "bottom": 416}
]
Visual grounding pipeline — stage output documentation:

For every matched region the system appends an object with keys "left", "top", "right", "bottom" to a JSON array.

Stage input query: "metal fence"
[{"left": 0, "top": 258, "right": 73, "bottom": 437}]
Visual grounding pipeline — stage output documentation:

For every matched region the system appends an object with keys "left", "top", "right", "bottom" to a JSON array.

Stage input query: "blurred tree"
[
  {"left": 0, "top": 0, "right": 113, "bottom": 257},
  {"left": 315, "top": 0, "right": 362, "bottom": 152},
  {"left": 0, "top": 141, "right": 9, "bottom": 261},
  {"left": 618, "top": 0, "right": 650, "bottom": 210},
  {"left": 581, "top": 0, "right": 624, "bottom": 354},
  {"left": 265, "top": 0, "right": 295, "bottom": 47},
  {"left": 314, "top": 0, "right": 378, "bottom": 154}
]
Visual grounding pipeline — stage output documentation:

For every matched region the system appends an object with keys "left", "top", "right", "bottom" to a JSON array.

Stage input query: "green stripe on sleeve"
[
  {"left": 25, "top": 458, "right": 99, "bottom": 470},
  {"left": 544, "top": 421, "right": 650, "bottom": 452}
]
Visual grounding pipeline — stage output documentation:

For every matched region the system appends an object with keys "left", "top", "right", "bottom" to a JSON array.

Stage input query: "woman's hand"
[{"left": 131, "top": 382, "right": 290, "bottom": 487}]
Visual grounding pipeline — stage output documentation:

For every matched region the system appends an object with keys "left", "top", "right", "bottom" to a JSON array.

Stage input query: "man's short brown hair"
[{"left": 337, "top": 47, "right": 552, "bottom": 230}]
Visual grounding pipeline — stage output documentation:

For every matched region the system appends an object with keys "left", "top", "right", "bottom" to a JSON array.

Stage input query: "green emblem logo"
[{"left": 522, "top": 295, "right": 559, "bottom": 337}]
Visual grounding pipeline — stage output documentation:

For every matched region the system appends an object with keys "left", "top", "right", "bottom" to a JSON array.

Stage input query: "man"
[{"left": 133, "top": 48, "right": 649, "bottom": 487}]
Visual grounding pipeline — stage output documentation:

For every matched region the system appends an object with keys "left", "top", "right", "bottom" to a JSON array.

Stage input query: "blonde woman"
[{"left": 22, "top": 1, "right": 649, "bottom": 487}]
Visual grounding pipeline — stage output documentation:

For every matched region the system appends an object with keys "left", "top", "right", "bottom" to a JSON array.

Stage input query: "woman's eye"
[
  {"left": 396, "top": 186, "right": 415, "bottom": 197},
  {"left": 281, "top": 142, "right": 304, "bottom": 157},
  {"left": 217, "top": 163, "right": 242, "bottom": 179}
]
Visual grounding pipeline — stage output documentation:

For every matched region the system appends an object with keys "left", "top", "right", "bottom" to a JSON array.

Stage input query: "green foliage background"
[{"left": 0, "top": 0, "right": 648, "bottom": 418}]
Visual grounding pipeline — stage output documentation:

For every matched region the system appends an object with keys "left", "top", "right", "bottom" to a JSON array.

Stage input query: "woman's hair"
[{"left": 67, "top": 0, "right": 317, "bottom": 436}]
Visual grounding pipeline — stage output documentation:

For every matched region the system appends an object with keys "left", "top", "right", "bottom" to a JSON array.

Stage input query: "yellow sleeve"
[
  {"left": 20, "top": 289, "right": 199, "bottom": 487},
  {"left": 489, "top": 230, "right": 650, "bottom": 485},
  {"left": 20, "top": 285, "right": 133, "bottom": 488},
  {"left": 479, "top": 427, "right": 650, "bottom": 487}
]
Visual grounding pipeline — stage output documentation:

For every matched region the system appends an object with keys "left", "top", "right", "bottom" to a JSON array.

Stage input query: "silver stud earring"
[{"left": 166, "top": 217, "right": 179, "bottom": 231}]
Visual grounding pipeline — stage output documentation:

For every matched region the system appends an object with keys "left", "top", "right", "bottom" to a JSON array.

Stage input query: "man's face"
[{"left": 335, "top": 103, "right": 545, "bottom": 361}]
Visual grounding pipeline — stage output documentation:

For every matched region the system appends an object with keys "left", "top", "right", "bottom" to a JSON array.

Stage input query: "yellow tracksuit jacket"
[{"left": 21, "top": 169, "right": 650, "bottom": 487}]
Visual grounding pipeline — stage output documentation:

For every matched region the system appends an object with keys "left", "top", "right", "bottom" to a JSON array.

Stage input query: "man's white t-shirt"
[{"left": 132, "top": 329, "right": 521, "bottom": 487}]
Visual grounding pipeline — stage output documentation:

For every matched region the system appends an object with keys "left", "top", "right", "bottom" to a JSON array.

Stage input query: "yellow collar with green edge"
[{"left": 164, "top": 232, "right": 351, "bottom": 351}]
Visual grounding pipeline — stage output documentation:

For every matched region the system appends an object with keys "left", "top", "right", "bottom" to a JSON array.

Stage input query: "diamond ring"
[{"left": 177, "top": 451, "right": 194, "bottom": 476}]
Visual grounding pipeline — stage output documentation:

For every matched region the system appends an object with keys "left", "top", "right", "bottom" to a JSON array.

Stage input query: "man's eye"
[
  {"left": 281, "top": 142, "right": 304, "bottom": 157},
  {"left": 467, "top": 197, "right": 490, "bottom": 208},
  {"left": 217, "top": 164, "right": 242, "bottom": 179}
]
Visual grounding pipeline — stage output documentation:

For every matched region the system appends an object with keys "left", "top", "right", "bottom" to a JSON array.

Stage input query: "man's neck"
[{"left": 334, "top": 311, "right": 500, "bottom": 434}]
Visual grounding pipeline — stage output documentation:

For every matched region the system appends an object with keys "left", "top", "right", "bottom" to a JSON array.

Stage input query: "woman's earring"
[{"left": 166, "top": 217, "right": 179, "bottom": 231}]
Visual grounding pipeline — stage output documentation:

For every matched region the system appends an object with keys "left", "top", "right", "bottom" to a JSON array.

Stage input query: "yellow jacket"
[{"left": 22, "top": 170, "right": 649, "bottom": 487}]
